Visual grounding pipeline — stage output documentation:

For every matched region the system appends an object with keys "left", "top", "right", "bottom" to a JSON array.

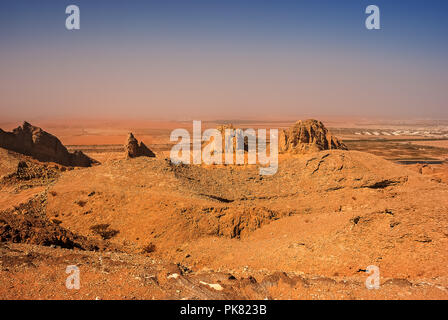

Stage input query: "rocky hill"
[
  {"left": 279, "top": 119, "right": 347, "bottom": 153},
  {"left": 0, "top": 122, "right": 97, "bottom": 167},
  {"left": 0, "top": 122, "right": 447, "bottom": 299}
]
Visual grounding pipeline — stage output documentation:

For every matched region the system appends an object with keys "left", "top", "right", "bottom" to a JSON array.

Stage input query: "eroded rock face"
[
  {"left": 125, "top": 133, "right": 155, "bottom": 158},
  {"left": 214, "top": 124, "right": 250, "bottom": 152},
  {"left": 0, "top": 122, "right": 97, "bottom": 167},
  {"left": 410, "top": 164, "right": 436, "bottom": 175},
  {"left": 279, "top": 119, "right": 347, "bottom": 154}
]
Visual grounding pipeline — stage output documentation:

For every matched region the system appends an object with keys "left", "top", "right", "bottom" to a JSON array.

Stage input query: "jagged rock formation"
[
  {"left": 125, "top": 133, "right": 155, "bottom": 158},
  {"left": 279, "top": 119, "right": 347, "bottom": 154},
  {"left": 214, "top": 124, "right": 250, "bottom": 152},
  {"left": 0, "top": 122, "right": 97, "bottom": 167}
]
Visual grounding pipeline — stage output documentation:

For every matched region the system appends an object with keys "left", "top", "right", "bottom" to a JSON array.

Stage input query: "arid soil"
[{"left": 0, "top": 120, "right": 447, "bottom": 300}]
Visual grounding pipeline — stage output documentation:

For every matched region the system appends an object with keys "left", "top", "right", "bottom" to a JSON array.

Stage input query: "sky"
[{"left": 0, "top": 0, "right": 447, "bottom": 121}]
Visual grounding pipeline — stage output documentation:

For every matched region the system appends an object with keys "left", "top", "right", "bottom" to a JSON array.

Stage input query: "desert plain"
[{"left": 0, "top": 117, "right": 447, "bottom": 300}]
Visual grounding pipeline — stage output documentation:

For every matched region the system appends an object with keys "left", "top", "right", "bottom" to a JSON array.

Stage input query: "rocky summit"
[
  {"left": 124, "top": 133, "right": 155, "bottom": 158},
  {"left": 279, "top": 119, "right": 347, "bottom": 154},
  {"left": 0, "top": 122, "right": 97, "bottom": 167}
]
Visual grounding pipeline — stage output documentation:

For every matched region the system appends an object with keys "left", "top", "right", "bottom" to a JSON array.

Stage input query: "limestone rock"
[
  {"left": 125, "top": 133, "right": 155, "bottom": 158},
  {"left": 0, "top": 122, "right": 97, "bottom": 167},
  {"left": 215, "top": 124, "right": 250, "bottom": 152},
  {"left": 279, "top": 119, "right": 347, "bottom": 154}
]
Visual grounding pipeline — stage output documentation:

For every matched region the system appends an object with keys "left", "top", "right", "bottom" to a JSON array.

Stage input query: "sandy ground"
[{"left": 1, "top": 118, "right": 448, "bottom": 300}]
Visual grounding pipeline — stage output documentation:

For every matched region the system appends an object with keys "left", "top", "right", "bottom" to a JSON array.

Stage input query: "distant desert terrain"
[{"left": 1, "top": 118, "right": 448, "bottom": 299}]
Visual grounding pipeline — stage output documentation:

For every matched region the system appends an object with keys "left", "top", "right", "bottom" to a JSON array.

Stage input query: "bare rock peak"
[
  {"left": 279, "top": 119, "right": 347, "bottom": 154},
  {"left": 125, "top": 132, "right": 155, "bottom": 158}
]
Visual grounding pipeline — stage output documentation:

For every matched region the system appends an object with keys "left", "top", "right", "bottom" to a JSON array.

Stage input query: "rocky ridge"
[{"left": 0, "top": 122, "right": 97, "bottom": 167}]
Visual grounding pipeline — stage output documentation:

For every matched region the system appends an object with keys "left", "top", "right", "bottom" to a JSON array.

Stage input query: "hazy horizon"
[{"left": 1, "top": 0, "right": 447, "bottom": 121}]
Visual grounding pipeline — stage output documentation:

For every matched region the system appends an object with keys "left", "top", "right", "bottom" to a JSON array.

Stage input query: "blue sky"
[{"left": 1, "top": 0, "right": 447, "bottom": 120}]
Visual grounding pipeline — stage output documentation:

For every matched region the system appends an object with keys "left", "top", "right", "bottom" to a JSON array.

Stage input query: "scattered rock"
[
  {"left": 50, "top": 218, "right": 62, "bottom": 225},
  {"left": 199, "top": 281, "right": 223, "bottom": 291},
  {"left": 350, "top": 216, "right": 361, "bottom": 225},
  {"left": 261, "top": 272, "right": 297, "bottom": 288},
  {"left": 90, "top": 224, "right": 119, "bottom": 240},
  {"left": 0, "top": 196, "right": 100, "bottom": 250},
  {"left": 167, "top": 273, "right": 180, "bottom": 279},
  {"left": 415, "top": 236, "right": 432, "bottom": 243},
  {"left": 74, "top": 200, "right": 87, "bottom": 207},
  {"left": 141, "top": 243, "right": 156, "bottom": 254}
]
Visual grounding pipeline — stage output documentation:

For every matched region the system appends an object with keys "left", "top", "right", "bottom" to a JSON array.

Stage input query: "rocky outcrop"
[
  {"left": 125, "top": 133, "right": 155, "bottom": 158},
  {"left": 410, "top": 164, "right": 436, "bottom": 175},
  {"left": 0, "top": 122, "right": 97, "bottom": 167},
  {"left": 215, "top": 124, "right": 250, "bottom": 152},
  {"left": 279, "top": 119, "right": 347, "bottom": 154}
]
